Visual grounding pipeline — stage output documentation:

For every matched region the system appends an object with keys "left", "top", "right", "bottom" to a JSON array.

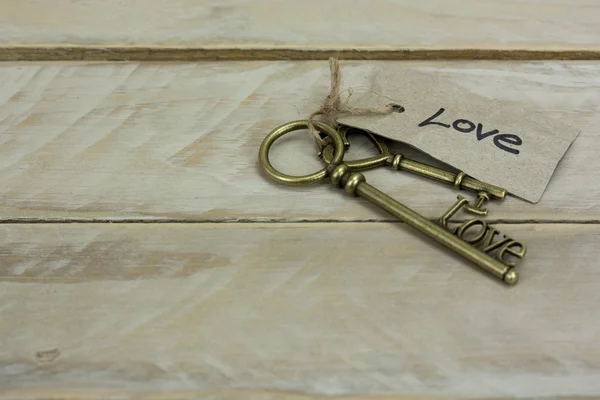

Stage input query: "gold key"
[
  {"left": 320, "top": 126, "right": 507, "bottom": 205},
  {"left": 259, "top": 120, "right": 519, "bottom": 285}
]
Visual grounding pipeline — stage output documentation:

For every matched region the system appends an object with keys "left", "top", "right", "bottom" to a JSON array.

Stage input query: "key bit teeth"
[{"left": 465, "top": 192, "right": 491, "bottom": 216}]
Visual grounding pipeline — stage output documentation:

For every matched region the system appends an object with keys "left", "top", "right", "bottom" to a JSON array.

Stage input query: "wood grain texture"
[
  {"left": 0, "top": 0, "right": 599, "bottom": 61},
  {"left": 0, "top": 61, "right": 598, "bottom": 221},
  {"left": 1, "top": 223, "right": 599, "bottom": 398},
  {"left": 2, "top": 2, "right": 599, "bottom": 398}
]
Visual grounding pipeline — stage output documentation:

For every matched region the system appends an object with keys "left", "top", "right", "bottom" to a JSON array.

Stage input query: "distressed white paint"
[
  {"left": 0, "top": 61, "right": 598, "bottom": 221},
  {"left": 0, "top": 2, "right": 597, "bottom": 399},
  {"left": 1, "top": 223, "right": 599, "bottom": 398},
  {"left": 0, "top": 0, "right": 599, "bottom": 50}
]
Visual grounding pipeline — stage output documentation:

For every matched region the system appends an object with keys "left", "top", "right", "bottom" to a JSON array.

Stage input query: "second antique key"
[{"left": 320, "top": 126, "right": 507, "bottom": 214}]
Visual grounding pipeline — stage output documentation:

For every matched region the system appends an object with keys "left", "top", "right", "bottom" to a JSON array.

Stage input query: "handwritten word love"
[{"left": 419, "top": 108, "right": 523, "bottom": 155}]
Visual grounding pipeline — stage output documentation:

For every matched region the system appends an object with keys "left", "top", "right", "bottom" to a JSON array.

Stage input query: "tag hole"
[{"left": 388, "top": 103, "right": 405, "bottom": 113}]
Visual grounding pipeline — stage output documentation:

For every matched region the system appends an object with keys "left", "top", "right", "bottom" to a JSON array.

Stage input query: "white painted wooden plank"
[
  {"left": 0, "top": 61, "right": 597, "bottom": 221},
  {"left": 0, "top": 223, "right": 598, "bottom": 398},
  {"left": 0, "top": 0, "right": 598, "bottom": 51}
]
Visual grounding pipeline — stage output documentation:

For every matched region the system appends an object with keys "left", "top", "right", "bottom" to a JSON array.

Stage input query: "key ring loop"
[{"left": 259, "top": 120, "right": 345, "bottom": 186}]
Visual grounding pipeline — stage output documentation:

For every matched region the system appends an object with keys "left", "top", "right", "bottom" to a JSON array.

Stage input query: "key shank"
[
  {"left": 327, "top": 163, "right": 518, "bottom": 285},
  {"left": 320, "top": 128, "right": 507, "bottom": 200},
  {"left": 396, "top": 159, "right": 506, "bottom": 200}
]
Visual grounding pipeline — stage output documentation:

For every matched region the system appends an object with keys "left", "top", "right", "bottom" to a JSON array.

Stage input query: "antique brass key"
[
  {"left": 259, "top": 120, "right": 519, "bottom": 285},
  {"left": 320, "top": 126, "right": 506, "bottom": 204}
]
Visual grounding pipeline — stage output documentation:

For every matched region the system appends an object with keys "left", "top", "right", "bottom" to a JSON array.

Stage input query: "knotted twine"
[{"left": 306, "top": 57, "right": 394, "bottom": 146}]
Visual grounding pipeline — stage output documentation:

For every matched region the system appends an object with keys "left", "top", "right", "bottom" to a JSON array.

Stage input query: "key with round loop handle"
[{"left": 259, "top": 120, "right": 519, "bottom": 286}]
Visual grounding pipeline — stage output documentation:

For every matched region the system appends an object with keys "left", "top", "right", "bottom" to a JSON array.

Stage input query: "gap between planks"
[
  {"left": 1, "top": 47, "right": 600, "bottom": 62},
  {"left": 0, "top": 392, "right": 594, "bottom": 400},
  {"left": 2, "top": 218, "right": 600, "bottom": 224},
  {"left": 1, "top": 393, "right": 593, "bottom": 400}
]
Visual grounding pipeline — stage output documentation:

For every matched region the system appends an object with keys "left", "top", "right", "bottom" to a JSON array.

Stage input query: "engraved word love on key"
[{"left": 438, "top": 195, "right": 527, "bottom": 269}]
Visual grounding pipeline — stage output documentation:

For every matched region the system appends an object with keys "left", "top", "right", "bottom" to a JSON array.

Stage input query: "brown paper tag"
[{"left": 337, "top": 68, "right": 579, "bottom": 203}]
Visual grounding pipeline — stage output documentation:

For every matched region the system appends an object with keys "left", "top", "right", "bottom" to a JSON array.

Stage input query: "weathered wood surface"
[
  {"left": 1, "top": 223, "right": 599, "bottom": 399},
  {"left": 0, "top": 61, "right": 598, "bottom": 221},
  {"left": 1, "top": 3, "right": 599, "bottom": 394},
  {"left": 0, "top": 0, "right": 599, "bottom": 61}
]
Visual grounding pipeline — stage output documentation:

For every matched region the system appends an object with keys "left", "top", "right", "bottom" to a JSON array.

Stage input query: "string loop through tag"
[{"left": 307, "top": 57, "right": 395, "bottom": 147}]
